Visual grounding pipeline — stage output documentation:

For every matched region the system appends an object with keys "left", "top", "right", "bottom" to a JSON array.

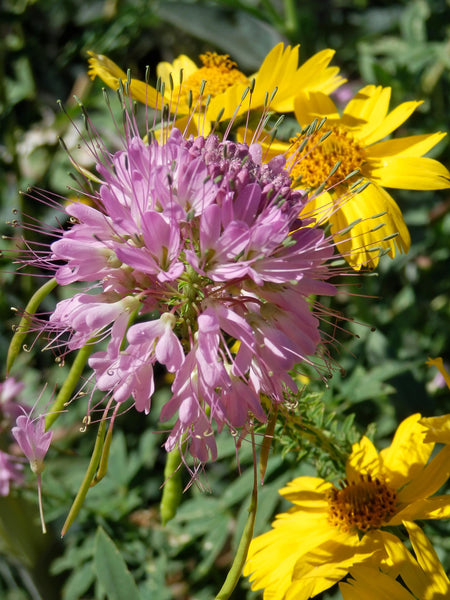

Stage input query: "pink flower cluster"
[{"left": 40, "top": 128, "right": 337, "bottom": 462}]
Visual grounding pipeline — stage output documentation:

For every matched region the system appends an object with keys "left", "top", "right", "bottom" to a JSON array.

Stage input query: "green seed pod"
[{"left": 160, "top": 448, "right": 183, "bottom": 526}]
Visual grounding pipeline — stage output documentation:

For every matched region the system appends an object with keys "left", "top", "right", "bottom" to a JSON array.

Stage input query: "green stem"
[
  {"left": 215, "top": 432, "right": 258, "bottom": 600},
  {"left": 283, "top": 0, "right": 300, "bottom": 39},
  {"left": 259, "top": 407, "right": 277, "bottom": 484},
  {"left": 45, "top": 342, "right": 95, "bottom": 431},
  {"left": 6, "top": 277, "right": 58, "bottom": 375},
  {"left": 61, "top": 418, "right": 107, "bottom": 537},
  {"left": 90, "top": 415, "right": 115, "bottom": 486}
]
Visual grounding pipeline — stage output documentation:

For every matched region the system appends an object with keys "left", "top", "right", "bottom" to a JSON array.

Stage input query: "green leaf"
[
  {"left": 192, "top": 513, "right": 229, "bottom": 580},
  {"left": 63, "top": 561, "right": 95, "bottom": 600},
  {"left": 107, "top": 430, "right": 141, "bottom": 487},
  {"left": 94, "top": 527, "right": 141, "bottom": 600},
  {"left": 156, "top": 2, "right": 283, "bottom": 70}
]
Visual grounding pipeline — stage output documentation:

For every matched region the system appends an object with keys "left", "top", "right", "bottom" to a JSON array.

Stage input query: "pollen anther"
[
  {"left": 327, "top": 473, "right": 397, "bottom": 532},
  {"left": 288, "top": 126, "right": 367, "bottom": 190}
]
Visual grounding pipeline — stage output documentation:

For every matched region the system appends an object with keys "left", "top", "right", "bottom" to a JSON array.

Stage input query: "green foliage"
[
  {"left": 94, "top": 527, "right": 141, "bottom": 600},
  {"left": 0, "top": 0, "right": 449, "bottom": 598}
]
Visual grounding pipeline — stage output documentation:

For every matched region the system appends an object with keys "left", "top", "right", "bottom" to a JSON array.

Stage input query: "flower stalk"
[
  {"left": 216, "top": 430, "right": 258, "bottom": 600},
  {"left": 7, "top": 277, "right": 58, "bottom": 375},
  {"left": 45, "top": 342, "right": 96, "bottom": 431},
  {"left": 61, "top": 417, "right": 107, "bottom": 537}
]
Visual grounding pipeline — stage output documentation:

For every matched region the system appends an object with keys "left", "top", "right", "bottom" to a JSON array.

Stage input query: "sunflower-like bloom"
[
  {"left": 87, "top": 44, "right": 343, "bottom": 133},
  {"left": 88, "top": 50, "right": 247, "bottom": 133},
  {"left": 208, "top": 44, "right": 343, "bottom": 120},
  {"left": 244, "top": 414, "right": 450, "bottom": 599},
  {"left": 340, "top": 523, "right": 450, "bottom": 599},
  {"left": 258, "top": 85, "right": 450, "bottom": 269}
]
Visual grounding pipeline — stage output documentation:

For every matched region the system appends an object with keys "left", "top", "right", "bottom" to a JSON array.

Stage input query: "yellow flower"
[
  {"left": 87, "top": 44, "right": 343, "bottom": 134},
  {"left": 208, "top": 43, "right": 343, "bottom": 121},
  {"left": 340, "top": 523, "right": 450, "bottom": 600},
  {"left": 87, "top": 50, "right": 247, "bottom": 133},
  {"left": 244, "top": 414, "right": 450, "bottom": 600},
  {"left": 255, "top": 85, "right": 450, "bottom": 269}
]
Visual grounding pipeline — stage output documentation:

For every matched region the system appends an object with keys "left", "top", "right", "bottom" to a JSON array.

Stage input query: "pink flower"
[
  {"left": 18, "top": 109, "right": 345, "bottom": 465},
  {"left": 12, "top": 414, "right": 52, "bottom": 475},
  {"left": 12, "top": 412, "right": 52, "bottom": 533}
]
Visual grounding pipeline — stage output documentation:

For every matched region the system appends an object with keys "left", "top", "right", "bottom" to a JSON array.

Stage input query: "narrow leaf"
[{"left": 94, "top": 527, "right": 141, "bottom": 600}]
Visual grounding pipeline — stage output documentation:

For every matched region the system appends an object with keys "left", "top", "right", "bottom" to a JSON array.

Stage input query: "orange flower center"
[
  {"left": 178, "top": 52, "right": 248, "bottom": 106},
  {"left": 288, "top": 126, "right": 367, "bottom": 189},
  {"left": 327, "top": 473, "right": 397, "bottom": 533}
]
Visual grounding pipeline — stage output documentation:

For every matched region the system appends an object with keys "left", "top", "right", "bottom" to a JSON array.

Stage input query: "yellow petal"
[
  {"left": 379, "top": 413, "right": 433, "bottom": 490},
  {"left": 341, "top": 566, "right": 414, "bottom": 600},
  {"left": 211, "top": 43, "right": 291, "bottom": 120},
  {"left": 393, "top": 495, "right": 450, "bottom": 523},
  {"left": 404, "top": 521, "right": 450, "bottom": 597},
  {"left": 156, "top": 54, "right": 198, "bottom": 88},
  {"left": 340, "top": 580, "right": 369, "bottom": 600},
  {"left": 342, "top": 85, "right": 391, "bottom": 139},
  {"left": 346, "top": 436, "right": 381, "bottom": 481},
  {"left": 368, "top": 156, "right": 450, "bottom": 190},
  {"left": 252, "top": 44, "right": 309, "bottom": 112},
  {"left": 211, "top": 43, "right": 343, "bottom": 119},
  {"left": 253, "top": 134, "right": 290, "bottom": 160},
  {"left": 300, "top": 191, "right": 334, "bottom": 225},
  {"left": 293, "top": 91, "right": 340, "bottom": 127},
  {"left": 331, "top": 183, "right": 410, "bottom": 269},
  {"left": 380, "top": 528, "right": 427, "bottom": 595},
  {"left": 368, "top": 132, "right": 447, "bottom": 159},
  {"left": 362, "top": 100, "right": 422, "bottom": 145},
  {"left": 331, "top": 200, "right": 382, "bottom": 270},
  {"left": 384, "top": 523, "right": 449, "bottom": 600},
  {"left": 397, "top": 444, "right": 450, "bottom": 505},
  {"left": 255, "top": 42, "right": 294, "bottom": 87},
  {"left": 127, "top": 78, "right": 165, "bottom": 109},
  {"left": 290, "top": 529, "right": 385, "bottom": 599},
  {"left": 87, "top": 52, "right": 165, "bottom": 109},
  {"left": 87, "top": 51, "right": 127, "bottom": 83},
  {"left": 208, "top": 80, "right": 250, "bottom": 121},
  {"left": 420, "top": 413, "right": 450, "bottom": 443},
  {"left": 244, "top": 512, "right": 335, "bottom": 598},
  {"left": 284, "top": 579, "right": 316, "bottom": 600},
  {"left": 279, "top": 476, "right": 332, "bottom": 510},
  {"left": 284, "top": 48, "right": 344, "bottom": 100}
]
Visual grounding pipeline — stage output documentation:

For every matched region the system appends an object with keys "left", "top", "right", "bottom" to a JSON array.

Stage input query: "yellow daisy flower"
[
  {"left": 87, "top": 44, "right": 343, "bottom": 134},
  {"left": 208, "top": 43, "right": 343, "bottom": 121},
  {"left": 340, "top": 523, "right": 450, "bottom": 600},
  {"left": 255, "top": 85, "right": 450, "bottom": 269},
  {"left": 87, "top": 50, "right": 247, "bottom": 133},
  {"left": 244, "top": 414, "right": 450, "bottom": 600}
]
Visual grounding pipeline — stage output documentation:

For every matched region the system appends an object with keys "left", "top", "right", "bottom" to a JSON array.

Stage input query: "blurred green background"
[{"left": 0, "top": 0, "right": 449, "bottom": 598}]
